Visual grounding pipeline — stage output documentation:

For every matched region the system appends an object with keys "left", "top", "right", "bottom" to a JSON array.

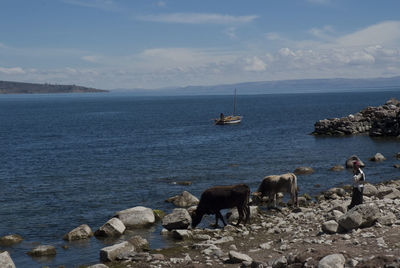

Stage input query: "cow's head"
[{"left": 191, "top": 209, "right": 203, "bottom": 228}]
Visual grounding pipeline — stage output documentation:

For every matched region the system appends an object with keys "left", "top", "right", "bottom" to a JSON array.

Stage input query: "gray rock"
[
  {"left": 0, "top": 252, "right": 16, "bottom": 268},
  {"left": 95, "top": 217, "right": 126, "bottom": 237},
  {"left": 63, "top": 224, "right": 93, "bottom": 241},
  {"left": 345, "top": 155, "right": 365, "bottom": 168},
  {"left": 0, "top": 234, "right": 23, "bottom": 246},
  {"left": 161, "top": 208, "right": 191, "bottom": 231},
  {"left": 27, "top": 245, "right": 57, "bottom": 257},
  {"left": 338, "top": 203, "right": 380, "bottom": 231},
  {"left": 172, "top": 229, "right": 192, "bottom": 240},
  {"left": 383, "top": 188, "right": 400, "bottom": 199},
  {"left": 369, "top": 153, "right": 386, "bottom": 162},
  {"left": 330, "top": 165, "right": 345, "bottom": 171},
  {"left": 322, "top": 220, "right": 339, "bottom": 234},
  {"left": 318, "top": 253, "right": 345, "bottom": 268},
  {"left": 115, "top": 206, "right": 155, "bottom": 228},
  {"left": 228, "top": 250, "right": 252, "bottom": 263},
  {"left": 378, "top": 212, "right": 397, "bottom": 226},
  {"left": 363, "top": 183, "right": 378, "bottom": 197},
  {"left": 294, "top": 166, "right": 314, "bottom": 175},
  {"left": 128, "top": 235, "right": 149, "bottom": 252},
  {"left": 100, "top": 241, "right": 135, "bottom": 262},
  {"left": 165, "top": 191, "right": 199, "bottom": 207},
  {"left": 87, "top": 264, "right": 109, "bottom": 268},
  {"left": 271, "top": 256, "right": 288, "bottom": 268},
  {"left": 226, "top": 205, "right": 258, "bottom": 224}
]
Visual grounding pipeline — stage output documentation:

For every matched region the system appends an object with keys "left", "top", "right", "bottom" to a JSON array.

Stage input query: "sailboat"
[{"left": 214, "top": 89, "right": 242, "bottom": 125}]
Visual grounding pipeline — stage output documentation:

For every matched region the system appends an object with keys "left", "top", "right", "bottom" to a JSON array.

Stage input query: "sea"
[{"left": 1, "top": 90, "right": 400, "bottom": 267}]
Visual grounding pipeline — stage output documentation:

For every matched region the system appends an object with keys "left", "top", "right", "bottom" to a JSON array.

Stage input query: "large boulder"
[
  {"left": 95, "top": 218, "right": 126, "bottom": 237},
  {"left": 165, "top": 191, "right": 199, "bottom": 207},
  {"left": 161, "top": 208, "right": 191, "bottom": 231},
  {"left": 100, "top": 241, "right": 135, "bottom": 262},
  {"left": 0, "top": 234, "right": 23, "bottom": 246},
  {"left": 321, "top": 220, "right": 339, "bottom": 234},
  {"left": 115, "top": 206, "right": 155, "bottom": 228},
  {"left": 27, "top": 245, "right": 57, "bottom": 257},
  {"left": 338, "top": 203, "right": 380, "bottom": 231},
  {"left": 0, "top": 252, "right": 16, "bottom": 268},
  {"left": 63, "top": 224, "right": 93, "bottom": 241},
  {"left": 345, "top": 155, "right": 365, "bottom": 168}
]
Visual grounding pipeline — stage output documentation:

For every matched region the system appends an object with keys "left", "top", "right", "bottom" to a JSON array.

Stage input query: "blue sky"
[{"left": 1, "top": 0, "right": 400, "bottom": 90}]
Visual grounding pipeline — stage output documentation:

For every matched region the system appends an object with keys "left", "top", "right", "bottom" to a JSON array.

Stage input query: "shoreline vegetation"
[{"left": 0, "top": 80, "right": 107, "bottom": 94}]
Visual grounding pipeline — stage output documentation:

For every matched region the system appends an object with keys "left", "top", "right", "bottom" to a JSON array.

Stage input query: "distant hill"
[
  {"left": 115, "top": 76, "right": 400, "bottom": 95},
  {"left": 0, "top": 81, "right": 107, "bottom": 94}
]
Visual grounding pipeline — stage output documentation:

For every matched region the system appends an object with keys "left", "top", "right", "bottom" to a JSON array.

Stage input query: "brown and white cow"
[{"left": 255, "top": 173, "right": 298, "bottom": 208}]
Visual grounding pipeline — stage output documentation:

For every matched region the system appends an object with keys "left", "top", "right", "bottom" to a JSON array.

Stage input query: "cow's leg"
[
  {"left": 244, "top": 204, "right": 250, "bottom": 224},
  {"left": 236, "top": 206, "right": 244, "bottom": 226},
  {"left": 216, "top": 211, "right": 226, "bottom": 226}
]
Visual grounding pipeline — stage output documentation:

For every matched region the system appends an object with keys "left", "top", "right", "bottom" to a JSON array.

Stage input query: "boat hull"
[{"left": 214, "top": 116, "right": 242, "bottom": 125}]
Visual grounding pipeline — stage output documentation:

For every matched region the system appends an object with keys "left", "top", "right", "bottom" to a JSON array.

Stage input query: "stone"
[
  {"left": 161, "top": 208, "right": 191, "bottom": 231},
  {"left": 153, "top": 209, "right": 166, "bottom": 221},
  {"left": 226, "top": 205, "right": 258, "bottom": 224},
  {"left": 363, "top": 183, "right": 378, "bottom": 197},
  {"left": 165, "top": 191, "right": 199, "bottom": 207},
  {"left": 322, "top": 220, "right": 339, "bottom": 234},
  {"left": 228, "top": 250, "right": 252, "bottom": 263},
  {"left": 63, "top": 224, "right": 93, "bottom": 241},
  {"left": 27, "top": 245, "right": 57, "bottom": 257},
  {"left": 172, "top": 229, "right": 192, "bottom": 240},
  {"left": 0, "top": 251, "right": 16, "bottom": 268},
  {"left": 95, "top": 217, "right": 126, "bottom": 237},
  {"left": 115, "top": 206, "right": 155, "bottom": 228},
  {"left": 318, "top": 253, "right": 345, "bottom": 268},
  {"left": 383, "top": 188, "right": 400, "bottom": 199},
  {"left": 87, "top": 264, "right": 109, "bottom": 268},
  {"left": 294, "top": 167, "right": 314, "bottom": 175},
  {"left": 0, "top": 234, "right": 23, "bottom": 246},
  {"left": 338, "top": 203, "right": 380, "bottom": 231},
  {"left": 128, "top": 235, "right": 149, "bottom": 252},
  {"left": 100, "top": 241, "right": 135, "bottom": 262},
  {"left": 369, "top": 153, "right": 386, "bottom": 162},
  {"left": 330, "top": 165, "right": 345, "bottom": 171},
  {"left": 345, "top": 156, "right": 365, "bottom": 168}
]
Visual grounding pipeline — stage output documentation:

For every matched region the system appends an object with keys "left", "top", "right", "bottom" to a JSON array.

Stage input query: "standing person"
[{"left": 348, "top": 160, "right": 365, "bottom": 210}]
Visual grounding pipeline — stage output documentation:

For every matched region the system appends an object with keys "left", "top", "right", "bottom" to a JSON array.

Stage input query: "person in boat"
[
  {"left": 348, "top": 160, "right": 365, "bottom": 210},
  {"left": 220, "top": 113, "right": 224, "bottom": 121}
]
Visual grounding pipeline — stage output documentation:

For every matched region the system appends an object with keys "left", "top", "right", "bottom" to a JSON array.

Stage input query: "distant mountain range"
[
  {"left": 0, "top": 80, "right": 107, "bottom": 94},
  {"left": 115, "top": 76, "right": 400, "bottom": 95}
]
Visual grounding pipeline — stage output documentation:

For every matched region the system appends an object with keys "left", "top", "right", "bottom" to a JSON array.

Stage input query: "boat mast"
[{"left": 233, "top": 88, "right": 237, "bottom": 116}]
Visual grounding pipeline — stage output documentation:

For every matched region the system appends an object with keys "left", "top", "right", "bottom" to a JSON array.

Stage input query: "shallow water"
[{"left": 1, "top": 90, "right": 400, "bottom": 267}]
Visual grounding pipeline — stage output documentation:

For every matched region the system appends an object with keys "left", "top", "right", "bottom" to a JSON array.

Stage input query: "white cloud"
[
  {"left": 61, "top": 0, "right": 120, "bottom": 11},
  {"left": 244, "top": 56, "right": 267, "bottom": 71},
  {"left": 82, "top": 55, "right": 102, "bottom": 63},
  {"left": 336, "top": 21, "right": 400, "bottom": 47},
  {"left": 136, "top": 13, "right": 258, "bottom": 25},
  {"left": 0, "top": 66, "right": 25, "bottom": 75}
]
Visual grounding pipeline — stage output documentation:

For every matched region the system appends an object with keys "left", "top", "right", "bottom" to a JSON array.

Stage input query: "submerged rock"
[
  {"left": 27, "top": 245, "right": 57, "bottom": 257},
  {"left": 0, "top": 234, "right": 23, "bottom": 246}
]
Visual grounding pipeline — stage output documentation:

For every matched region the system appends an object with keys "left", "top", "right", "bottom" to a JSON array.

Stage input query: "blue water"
[{"left": 1, "top": 90, "right": 400, "bottom": 267}]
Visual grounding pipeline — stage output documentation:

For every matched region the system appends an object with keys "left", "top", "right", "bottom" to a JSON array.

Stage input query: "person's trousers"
[{"left": 348, "top": 187, "right": 363, "bottom": 210}]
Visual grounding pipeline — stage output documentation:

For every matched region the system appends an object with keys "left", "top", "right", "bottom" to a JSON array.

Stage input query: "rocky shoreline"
[
  {"left": 2, "top": 172, "right": 400, "bottom": 267},
  {"left": 313, "top": 98, "right": 400, "bottom": 137}
]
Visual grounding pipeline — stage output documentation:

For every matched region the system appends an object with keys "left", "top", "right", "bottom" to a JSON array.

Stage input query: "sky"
[{"left": 1, "top": 0, "right": 400, "bottom": 90}]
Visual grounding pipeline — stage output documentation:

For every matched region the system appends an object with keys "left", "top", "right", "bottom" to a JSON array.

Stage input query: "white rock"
[
  {"left": 100, "top": 241, "right": 135, "bottom": 262},
  {"left": 228, "top": 250, "right": 252, "bottom": 263},
  {"left": 318, "top": 253, "right": 345, "bottom": 268},
  {"left": 0, "top": 252, "right": 16, "bottom": 268},
  {"left": 95, "top": 218, "right": 126, "bottom": 237},
  {"left": 115, "top": 206, "right": 155, "bottom": 228}
]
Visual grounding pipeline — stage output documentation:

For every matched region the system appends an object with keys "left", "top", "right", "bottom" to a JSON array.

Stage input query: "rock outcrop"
[
  {"left": 313, "top": 98, "right": 400, "bottom": 137},
  {"left": 63, "top": 224, "right": 93, "bottom": 241},
  {"left": 114, "top": 206, "right": 155, "bottom": 228}
]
